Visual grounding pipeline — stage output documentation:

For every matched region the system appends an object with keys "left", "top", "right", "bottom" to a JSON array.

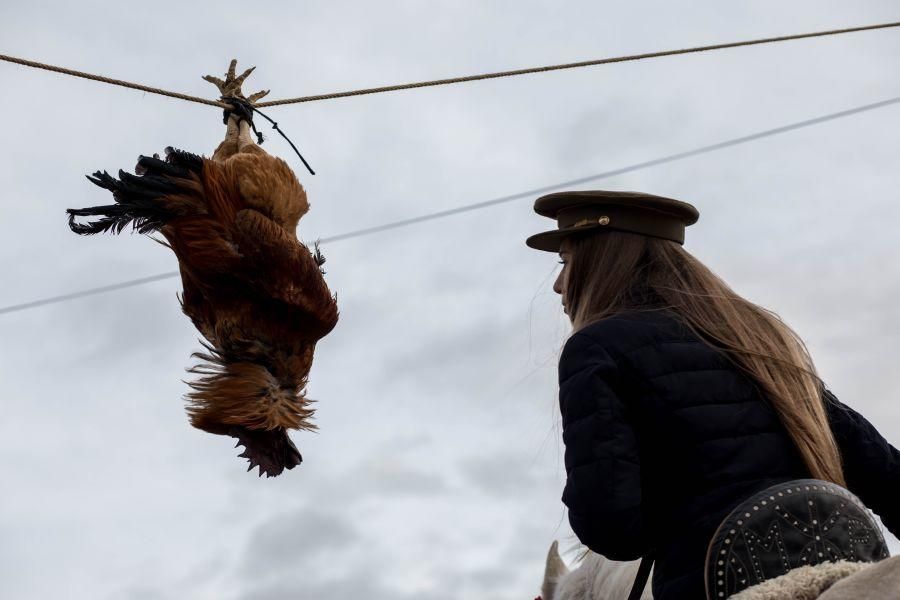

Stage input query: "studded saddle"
[{"left": 703, "top": 479, "right": 889, "bottom": 599}]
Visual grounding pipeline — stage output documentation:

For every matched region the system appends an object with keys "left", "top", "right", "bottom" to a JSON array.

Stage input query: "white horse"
[{"left": 539, "top": 541, "right": 654, "bottom": 600}]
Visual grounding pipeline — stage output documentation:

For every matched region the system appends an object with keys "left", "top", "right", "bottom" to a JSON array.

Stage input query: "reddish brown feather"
[
  {"left": 156, "top": 154, "right": 335, "bottom": 444},
  {"left": 71, "top": 135, "right": 336, "bottom": 476}
]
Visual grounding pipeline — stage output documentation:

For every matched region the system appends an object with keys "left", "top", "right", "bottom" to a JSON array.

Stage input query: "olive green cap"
[{"left": 525, "top": 190, "right": 700, "bottom": 252}]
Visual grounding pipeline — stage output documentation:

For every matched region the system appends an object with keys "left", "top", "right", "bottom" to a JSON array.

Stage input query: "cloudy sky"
[{"left": 2, "top": 2, "right": 899, "bottom": 598}]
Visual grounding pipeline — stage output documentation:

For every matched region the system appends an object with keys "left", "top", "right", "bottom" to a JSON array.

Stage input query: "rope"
[
  {"left": 2, "top": 93, "right": 899, "bottom": 316},
  {"left": 0, "top": 53, "right": 231, "bottom": 109},
  {"left": 255, "top": 21, "right": 900, "bottom": 107},
  {"left": 3, "top": 21, "right": 898, "bottom": 109}
]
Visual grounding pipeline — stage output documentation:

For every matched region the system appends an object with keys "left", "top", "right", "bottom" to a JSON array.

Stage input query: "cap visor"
[
  {"left": 526, "top": 222, "right": 605, "bottom": 252},
  {"left": 525, "top": 230, "right": 570, "bottom": 252}
]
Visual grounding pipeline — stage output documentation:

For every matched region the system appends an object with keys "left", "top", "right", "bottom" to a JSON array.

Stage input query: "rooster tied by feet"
[{"left": 66, "top": 61, "right": 338, "bottom": 477}]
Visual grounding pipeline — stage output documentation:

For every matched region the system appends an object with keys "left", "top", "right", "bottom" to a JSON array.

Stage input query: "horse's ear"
[{"left": 541, "top": 540, "right": 570, "bottom": 600}]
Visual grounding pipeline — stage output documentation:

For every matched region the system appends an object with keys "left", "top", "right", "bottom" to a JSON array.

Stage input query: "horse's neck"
[{"left": 555, "top": 553, "right": 652, "bottom": 600}]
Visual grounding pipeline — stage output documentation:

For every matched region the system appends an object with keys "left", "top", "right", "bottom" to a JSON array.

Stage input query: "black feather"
[
  {"left": 230, "top": 426, "right": 302, "bottom": 477},
  {"left": 164, "top": 146, "right": 204, "bottom": 171},
  {"left": 312, "top": 241, "right": 326, "bottom": 275},
  {"left": 118, "top": 170, "right": 181, "bottom": 194},
  {"left": 135, "top": 155, "right": 191, "bottom": 180},
  {"left": 86, "top": 170, "right": 121, "bottom": 192},
  {"left": 68, "top": 156, "right": 187, "bottom": 236}
]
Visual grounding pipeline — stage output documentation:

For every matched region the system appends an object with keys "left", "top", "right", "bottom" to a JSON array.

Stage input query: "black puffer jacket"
[{"left": 559, "top": 308, "right": 900, "bottom": 600}]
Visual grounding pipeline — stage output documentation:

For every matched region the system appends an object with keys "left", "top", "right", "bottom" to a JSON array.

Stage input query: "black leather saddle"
[{"left": 704, "top": 479, "right": 888, "bottom": 599}]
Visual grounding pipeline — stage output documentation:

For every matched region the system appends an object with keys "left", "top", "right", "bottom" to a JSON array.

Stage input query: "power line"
[
  {"left": 255, "top": 21, "right": 900, "bottom": 107},
  {"left": 3, "top": 21, "right": 898, "bottom": 109},
  {"left": 2, "top": 93, "right": 899, "bottom": 316},
  {"left": 0, "top": 272, "right": 180, "bottom": 315},
  {"left": 319, "top": 94, "right": 900, "bottom": 241}
]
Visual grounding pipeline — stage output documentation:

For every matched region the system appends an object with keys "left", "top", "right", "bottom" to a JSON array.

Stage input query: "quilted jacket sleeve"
[
  {"left": 559, "top": 331, "right": 646, "bottom": 560},
  {"left": 823, "top": 387, "right": 900, "bottom": 536}
]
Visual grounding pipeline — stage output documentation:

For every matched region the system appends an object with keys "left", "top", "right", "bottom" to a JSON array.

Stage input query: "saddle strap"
[{"left": 628, "top": 555, "right": 654, "bottom": 600}]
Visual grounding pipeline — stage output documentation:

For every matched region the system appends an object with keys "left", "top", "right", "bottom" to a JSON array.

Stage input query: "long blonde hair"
[{"left": 563, "top": 230, "right": 845, "bottom": 486}]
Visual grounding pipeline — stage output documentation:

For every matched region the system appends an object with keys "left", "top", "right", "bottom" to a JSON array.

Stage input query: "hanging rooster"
[{"left": 66, "top": 60, "right": 338, "bottom": 477}]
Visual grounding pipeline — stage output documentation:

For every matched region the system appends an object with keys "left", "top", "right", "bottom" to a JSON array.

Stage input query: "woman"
[{"left": 525, "top": 190, "right": 900, "bottom": 599}]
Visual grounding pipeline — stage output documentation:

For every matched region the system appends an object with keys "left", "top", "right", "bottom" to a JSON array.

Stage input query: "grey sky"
[{"left": 2, "top": 2, "right": 899, "bottom": 598}]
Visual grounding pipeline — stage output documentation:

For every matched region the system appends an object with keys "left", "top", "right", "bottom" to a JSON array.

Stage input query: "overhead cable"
[
  {"left": 256, "top": 21, "right": 900, "bottom": 107},
  {"left": 2, "top": 93, "right": 898, "bottom": 316},
  {"left": 2, "top": 21, "right": 898, "bottom": 109}
]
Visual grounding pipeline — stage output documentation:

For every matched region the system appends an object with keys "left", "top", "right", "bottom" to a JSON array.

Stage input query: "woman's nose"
[{"left": 553, "top": 270, "right": 563, "bottom": 295}]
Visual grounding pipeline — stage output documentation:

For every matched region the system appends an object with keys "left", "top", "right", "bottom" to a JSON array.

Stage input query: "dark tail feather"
[
  {"left": 85, "top": 170, "right": 120, "bottom": 192},
  {"left": 164, "top": 146, "right": 204, "bottom": 171},
  {"left": 132, "top": 147, "right": 203, "bottom": 177},
  {"left": 67, "top": 171, "right": 173, "bottom": 235},
  {"left": 68, "top": 146, "right": 204, "bottom": 236},
  {"left": 134, "top": 155, "right": 190, "bottom": 179},
  {"left": 66, "top": 202, "right": 159, "bottom": 235},
  {"left": 118, "top": 170, "right": 182, "bottom": 195},
  {"left": 229, "top": 426, "right": 303, "bottom": 478}
]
